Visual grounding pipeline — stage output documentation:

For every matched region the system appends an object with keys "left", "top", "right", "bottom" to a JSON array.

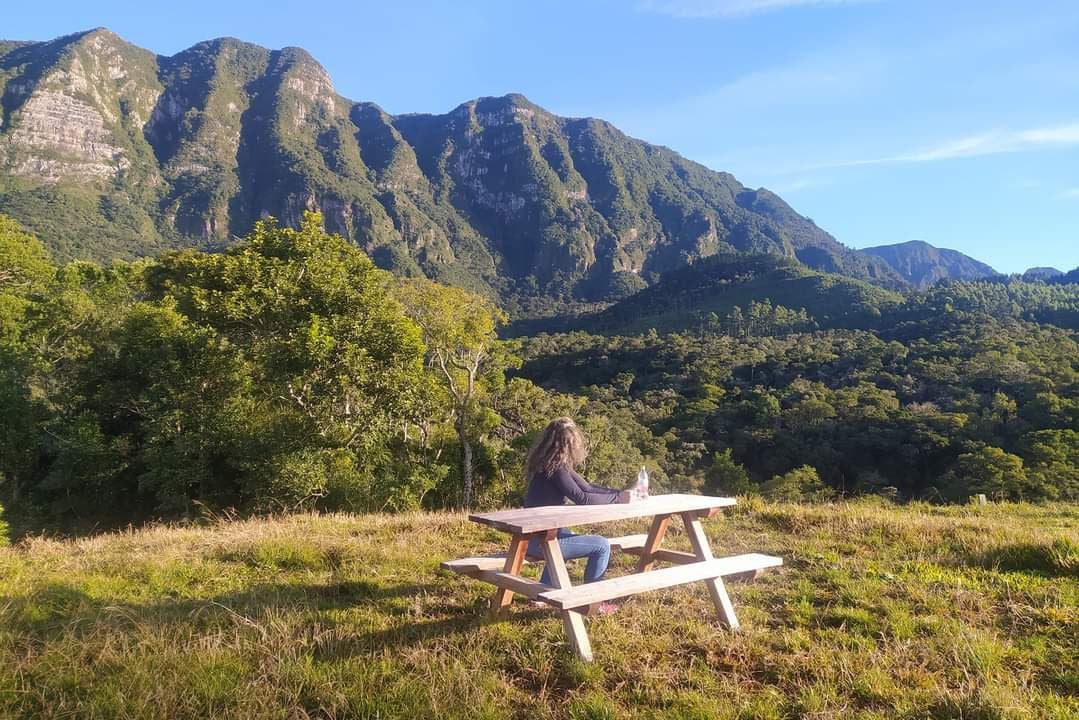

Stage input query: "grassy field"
[{"left": 0, "top": 500, "right": 1075, "bottom": 719}]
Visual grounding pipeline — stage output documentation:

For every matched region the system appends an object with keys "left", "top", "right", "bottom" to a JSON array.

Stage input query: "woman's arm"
[
  {"left": 550, "top": 468, "right": 627, "bottom": 505},
  {"left": 571, "top": 470, "right": 621, "bottom": 496}
]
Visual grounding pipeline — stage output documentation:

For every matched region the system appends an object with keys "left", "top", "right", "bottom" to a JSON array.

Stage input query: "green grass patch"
[
  {"left": 0, "top": 502, "right": 1075, "bottom": 718},
  {"left": 980, "top": 537, "right": 1078, "bottom": 577}
]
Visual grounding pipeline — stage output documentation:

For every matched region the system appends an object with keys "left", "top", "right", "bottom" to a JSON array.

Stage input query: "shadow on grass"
[
  {"left": 0, "top": 576, "right": 519, "bottom": 657},
  {"left": 977, "top": 537, "right": 1078, "bottom": 578}
]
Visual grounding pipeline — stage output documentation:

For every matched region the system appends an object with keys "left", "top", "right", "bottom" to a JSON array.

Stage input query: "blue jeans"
[{"left": 527, "top": 529, "right": 611, "bottom": 584}]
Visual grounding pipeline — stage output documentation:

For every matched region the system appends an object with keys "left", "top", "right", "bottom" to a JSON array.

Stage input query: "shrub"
[
  {"left": 762, "top": 465, "right": 830, "bottom": 502},
  {"left": 940, "top": 445, "right": 1030, "bottom": 502},
  {"left": 706, "top": 449, "right": 757, "bottom": 495}
]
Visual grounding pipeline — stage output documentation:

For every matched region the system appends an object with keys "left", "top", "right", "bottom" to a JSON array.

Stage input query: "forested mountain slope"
[
  {"left": 572, "top": 253, "right": 903, "bottom": 335},
  {"left": 0, "top": 28, "right": 907, "bottom": 311}
]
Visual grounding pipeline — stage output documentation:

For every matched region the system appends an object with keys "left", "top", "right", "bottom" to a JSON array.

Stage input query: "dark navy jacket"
[{"left": 523, "top": 466, "right": 621, "bottom": 507}]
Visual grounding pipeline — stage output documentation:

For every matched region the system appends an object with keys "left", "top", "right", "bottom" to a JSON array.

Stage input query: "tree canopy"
[{"left": 0, "top": 211, "right": 1076, "bottom": 536}]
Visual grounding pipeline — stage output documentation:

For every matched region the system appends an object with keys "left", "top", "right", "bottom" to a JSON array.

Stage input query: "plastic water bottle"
[{"left": 636, "top": 465, "right": 649, "bottom": 499}]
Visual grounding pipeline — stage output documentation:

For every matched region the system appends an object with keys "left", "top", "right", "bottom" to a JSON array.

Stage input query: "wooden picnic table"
[{"left": 442, "top": 493, "right": 782, "bottom": 661}]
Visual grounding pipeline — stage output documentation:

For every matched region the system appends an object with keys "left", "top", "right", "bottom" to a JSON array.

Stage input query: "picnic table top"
[{"left": 468, "top": 493, "right": 737, "bottom": 535}]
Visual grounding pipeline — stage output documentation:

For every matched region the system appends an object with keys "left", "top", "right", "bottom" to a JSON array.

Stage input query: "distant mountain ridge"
[
  {"left": 860, "top": 240, "right": 999, "bottom": 288},
  {"left": 0, "top": 27, "right": 911, "bottom": 311},
  {"left": 528, "top": 253, "right": 905, "bottom": 337},
  {"left": 1023, "top": 267, "right": 1063, "bottom": 281}
]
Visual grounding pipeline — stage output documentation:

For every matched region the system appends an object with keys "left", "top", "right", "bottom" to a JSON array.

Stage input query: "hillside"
[
  {"left": 1025, "top": 267, "right": 1064, "bottom": 281},
  {"left": 0, "top": 28, "right": 907, "bottom": 309},
  {"left": 860, "top": 240, "right": 998, "bottom": 288},
  {"left": 1, "top": 502, "right": 1074, "bottom": 719},
  {"left": 568, "top": 253, "right": 903, "bottom": 335}
]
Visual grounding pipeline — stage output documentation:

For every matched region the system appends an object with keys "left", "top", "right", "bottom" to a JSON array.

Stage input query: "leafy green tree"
[
  {"left": 396, "top": 277, "right": 511, "bottom": 508},
  {"left": 151, "top": 213, "right": 427, "bottom": 456},
  {"left": 93, "top": 301, "right": 256, "bottom": 513},
  {"left": 761, "top": 465, "right": 829, "bottom": 502},
  {"left": 1022, "top": 430, "right": 1079, "bottom": 501},
  {"left": 705, "top": 449, "right": 756, "bottom": 495},
  {"left": 0, "top": 214, "right": 54, "bottom": 342},
  {"left": 940, "top": 445, "right": 1029, "bottom": 502}
]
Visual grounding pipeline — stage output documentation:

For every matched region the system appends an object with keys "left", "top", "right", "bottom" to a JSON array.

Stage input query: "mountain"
[
  {"left": 1049, "top": 267, "right": 1079, "bottom": 285},
  {"left": 0, "top": 28, "right": 907, "bottom": 311},
  {"left": 1023, "top": 267, "right": 1063, "bottom": 281},
  {"left": 555, "top": 253, "right": 903, "bottom": 336},
  {"left": 860, "top": 240, "right": 998, "bottom": 288}
]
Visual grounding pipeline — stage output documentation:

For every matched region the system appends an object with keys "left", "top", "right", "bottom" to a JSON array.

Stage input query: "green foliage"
[
  {"left": 395, "top": 276, "right": 515, "bottom": 508},
  {"left": 705, "top": 449, "right": 755, "bottom": 495},
  {"left": 576, "top": 253, "right": 902, "bottom": 336},
  {"left": 940, "top": 445, "right": 1030, "bottom": 502},
  {"left": 518, "top": 293, "right": 1079, "bottom": 502},
  {"left": 981, "top": 537, "right": 1078, "bottom": 577},
  {"left": 1, "top": 213, "right": 461, "bottom": 528},
  {"left": 2, "top": 205, "right": 1077, "bottom": 530},
  {"left": 762, "top": 465, "right": 829, "bottom": 502},
  {"left": 0, "top": 213, "right": 54, "bottom": 341}
]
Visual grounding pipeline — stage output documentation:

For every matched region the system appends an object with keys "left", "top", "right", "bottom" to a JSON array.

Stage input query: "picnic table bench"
[{"left": 442, "top": 494, "right": 782, "bottom": 661}]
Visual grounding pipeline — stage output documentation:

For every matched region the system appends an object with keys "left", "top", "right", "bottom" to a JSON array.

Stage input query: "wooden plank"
[
  {"left": 609, "top": 533, "right": 648, "bottom": 552},
  {"left": 477, "top": 570, "right": 548, "bottom": 599},
  {"left": 441, "top": 557, "right": 505, "bottom": 573},
  {"left": 682, "top": 512, "right": 739, "bottom": 630},
  {"left": 537, "top": 554, "right": 783, "bottom": 610},
  {"left": 469, "top": 494, "right": 737, "bottom": 535},
  {"left": 622, "top": 547, "right": 699, "bottom": 565},
  {"left": 442, "top": 533, "right": 650, "bottom": 575},
  {"left": 636, "top": 514, "right": 672, "bottom": 572},
  {"left": 490, "top": 535, "right": 528, "bottom": 617},
  {"left": 541, "top": 532, "right": 593, "bottom": 662}
]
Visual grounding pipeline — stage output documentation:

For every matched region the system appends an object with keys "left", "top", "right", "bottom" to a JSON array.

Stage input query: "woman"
[{"left": 523, "top": 417, "right": 631, "bottom": 613}]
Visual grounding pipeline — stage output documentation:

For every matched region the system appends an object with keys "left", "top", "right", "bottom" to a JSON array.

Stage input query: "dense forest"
[{"left": 0, "top": 211, "right": 1076, "bottom": 535}]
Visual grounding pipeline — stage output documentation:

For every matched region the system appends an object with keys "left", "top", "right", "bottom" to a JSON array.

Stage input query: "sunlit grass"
[{"left": 1, "top": 500, "right": 1075, "bottom": 718}]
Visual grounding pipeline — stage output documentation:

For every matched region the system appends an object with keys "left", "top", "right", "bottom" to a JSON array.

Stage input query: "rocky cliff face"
[{"left": 0, "top": 28, "right": 906, "bottom": 308}]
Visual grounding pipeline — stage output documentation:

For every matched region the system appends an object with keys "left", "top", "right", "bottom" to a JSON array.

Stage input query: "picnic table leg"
[
  {"left": 540, "top": 530, "right": 594, "bottom": 662},
  {"left": 636, "top": 513, "right": 672, "bottom": 572},
  {"left": 489, "top": 534, "right": 529, "bottom": 618},
  {"left": 681, "top": 511, "right": 740, "bottom": 631}
]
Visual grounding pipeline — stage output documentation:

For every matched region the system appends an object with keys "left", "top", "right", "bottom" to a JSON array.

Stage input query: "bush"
[
  {"left": 706, "top": 449, "right": 757, "bottom": 495},
  {"left": 940, "top": 445, "right": 1030, "bottom": 502},
  {"left": 762, "top": 465, "right": 830, "bottom": 502}
]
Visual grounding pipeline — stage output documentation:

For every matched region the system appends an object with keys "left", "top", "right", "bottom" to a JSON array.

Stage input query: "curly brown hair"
[{"left": 524, "top": 417, "right": 588, "bottom": 479}]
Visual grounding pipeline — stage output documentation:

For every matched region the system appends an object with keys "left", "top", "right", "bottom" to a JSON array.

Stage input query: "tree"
[
  {"left": 761, "top": 465, "right": 829, "bottom": 502},
  {"left": 397, "top": 277, "right": 510, "bottom": 508},
  {"left": 706, "top": 449, "right": 755, "bottom": 495},
  {"left": 0, "top": 214, "right": 54, "bottom": 343},
  {"left": 1022, "top": 430, "right": 1079, "bottom": 501},
  {"left": 940, "top": 445, "right": 1029, "bottom": 502},
  {"left": 151, "top": 213, "right": 427, "bottom": 455},
  {"left": 12, "top": 213, "right": 438, "bottom": 526},
  {"left": 0, "top": 214, "right": 52, "bottom": 293}
]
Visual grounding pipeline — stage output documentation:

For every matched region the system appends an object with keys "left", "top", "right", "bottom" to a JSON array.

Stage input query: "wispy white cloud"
[
  {"left": 1058, "top": 187, "right": 1079, "bottom": 199},
  {"left": 803, "top": 122, "right": 1079, "bottom": 171},
  {"left": 638, "top": 0, "right": 870, "bottom": 19}
]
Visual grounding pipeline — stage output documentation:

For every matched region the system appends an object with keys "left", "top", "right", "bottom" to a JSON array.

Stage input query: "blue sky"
[{"left": 6, "top": 0, "right": 1078, "bottom": 272}]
